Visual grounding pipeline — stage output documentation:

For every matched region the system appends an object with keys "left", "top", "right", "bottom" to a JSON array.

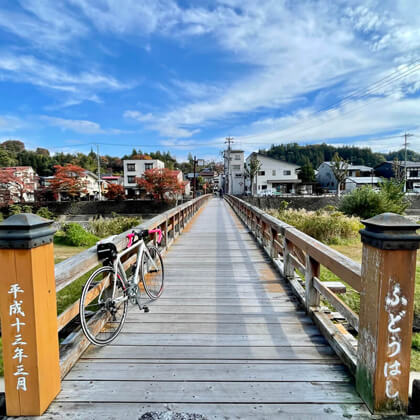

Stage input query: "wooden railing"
[
  {"left": 0, "top": 194, "right": 210, "bottom": 416},
  {"left": 225, "top": 194, "right": 419, "bottom": 414},
  {"left": 56, "top": 194, "right": 210, "bottom": 377}
]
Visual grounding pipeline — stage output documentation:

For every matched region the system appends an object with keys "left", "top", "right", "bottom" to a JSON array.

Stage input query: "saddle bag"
[{"left": 97, "top": 241, "right": 118, "bottom": 262}]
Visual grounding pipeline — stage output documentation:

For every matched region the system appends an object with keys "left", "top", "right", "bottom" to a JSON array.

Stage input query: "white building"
[
  {"left": 224, "top": 150, "right": 245, "bottom": 195},
  {"left": 317, "top": 162, "right": 373, "bottom": 193},
  {"left": 123, "top": 159, "right": 164, "bottom": 197},
  {"left": 245, "top": 153, "right": 301, "bottom": 195},
  {"left": 345, "top": 176, "right": 382, "bottom": 192}
]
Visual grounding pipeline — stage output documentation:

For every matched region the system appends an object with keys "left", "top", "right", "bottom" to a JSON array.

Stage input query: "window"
[
  {"left": 232, "top": 165, "right": 240, "bottom": 170},
  {"left": 258, "top": 171, "right": 265, "bottom": 176},
  {"left": 127, "top": 163, "right": 136, "bottom": 171},
  {"left": 261, "top": 185, "right": 267, "bottom": 190},
  {"left": 272, "top": 170, "right": 276, "bottom": 176},
  {"left": 410, "top": 170, "right": 419, "bottom": 178},
  {"left": 127, "top": 176, "right": 136, "bottom": 183},
  {"left": 145, "top": 163, "right": 153, "bottom": 170},
  {"left": 235, "top": 155, "right": 241, "bottom": 160},
  {"left": 283, "top": 170, "right": 291, "bottom": 176}
]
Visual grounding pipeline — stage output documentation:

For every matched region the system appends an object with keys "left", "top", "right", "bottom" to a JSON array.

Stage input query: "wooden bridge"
[{"left": 0, "top": 195, "right": 418, "bottom": 418}]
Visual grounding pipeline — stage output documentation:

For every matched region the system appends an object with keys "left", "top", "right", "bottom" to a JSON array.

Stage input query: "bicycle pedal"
[{"left": 142, "top": 306, "right": 150, "bottom": 313}]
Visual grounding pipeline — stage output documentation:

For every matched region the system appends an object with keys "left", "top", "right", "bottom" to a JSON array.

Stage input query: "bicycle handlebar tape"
[{"left": 149, "top": 228, "right": 162, "bottom": 244}]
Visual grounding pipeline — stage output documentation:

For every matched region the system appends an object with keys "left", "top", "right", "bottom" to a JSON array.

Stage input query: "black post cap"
[
  {"left": 0, "top": 213, "right": 56, "bottom": 249},
  {"left": 360, "top": 212, "right": 420, "bottom": 250}
]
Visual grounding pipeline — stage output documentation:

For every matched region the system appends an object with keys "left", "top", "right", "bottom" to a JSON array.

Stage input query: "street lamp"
[{"left": 193, "top": 156, "right": 205, "bottom": 198}]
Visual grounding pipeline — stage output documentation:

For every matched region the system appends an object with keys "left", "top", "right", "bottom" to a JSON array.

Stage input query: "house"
[
  {"left": 83, "top": 171, "right": 108, "bottom": 200},
  {"left": 375, "top": 161, "right": 420, "bottom": 192},
  {"left": 0, "top": 166, "right": 38, "bottom": 202},
  {"left": 245, "top": 153, "right": 302, "bottom": 196},
  {"left": 317, "top": 162, "right": 373, "bottom": 192},
  {"left": 39, "top": 170, "right": 107, "bottom": 201},
  {"left": 123, "top": 159, "right": 164, "bottom": 197},
  {"left": 224, "top": 150, "right": 245, "bottom": 195},
  {"left": 345, "top": 176, "right": 382, "bottom": 192},
  {"left": 101, "top": 175, "right": 123, "bottom": 186},
  {"left": 199, "top": 168, "right": 219, "bottom": 191}
]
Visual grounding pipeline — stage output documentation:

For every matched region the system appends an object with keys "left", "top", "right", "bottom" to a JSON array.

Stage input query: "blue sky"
[{"left": 0, "top": 0, "right": 419, "bottom": 162}]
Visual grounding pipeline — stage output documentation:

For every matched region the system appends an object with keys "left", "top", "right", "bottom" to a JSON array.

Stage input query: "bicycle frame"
[{"left": 106, "top": 237, "right": 160, "bottom": 305}]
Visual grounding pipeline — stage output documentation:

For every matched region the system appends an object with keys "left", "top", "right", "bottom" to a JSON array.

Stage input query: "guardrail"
[
  {"left": 0, "top": 194, "right": 211, "bottom": 416},
  {"left": 225, "top": 194, "right": 419, "bottom": 415}
]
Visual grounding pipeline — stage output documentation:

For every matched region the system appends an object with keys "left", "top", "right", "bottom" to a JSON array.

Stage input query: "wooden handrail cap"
[
  {"left": 360, "top": 212, "right": 419, "bottom": 250},
  {"left": 0, "top": 213, "right": 56, "bottom": 249}
]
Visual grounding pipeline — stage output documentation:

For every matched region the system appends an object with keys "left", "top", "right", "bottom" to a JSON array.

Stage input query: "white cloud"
[
  {"left": 42, "top": 116, "right": 133, "bottom": 135},
  {"left": 0, "top": 53, "right": 131, "bottom": 107},
  {"left": 0, "top": 115, "right": 23, "bottom": 132},
  {"left": 230, "top": 94, "right": 420, "bottom": 154},
  {"left": 124, "top": 110, "right": 200, "bottom": 138},
  {"left": 0, "top": 0, "right": 89, "bottom": 50}
]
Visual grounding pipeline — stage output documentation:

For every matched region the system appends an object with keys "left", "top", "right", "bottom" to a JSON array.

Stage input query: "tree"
[
  {"left": 131, "top": 154, "right": 152, "bottom": 160},
  {"left": 392, "top": 158, "right": 405, "bottom": 183},
  {"left": 298, "top": 160, "right": 315, "bottom": 182},
  {"left": 0, "top": 169, "right": 30, "bottom": 203},
  {"left": 35, "top": 147, "right": 50, "bottom": 157},
  {"left": 330, "top": 153, "right": 348, "bottom": 197},
  {"left": 136, "top": 168, "right": 183, "bottom": 201},
  {"left": 244, "top": 154, "right": 261, "bottom": 195},
  {"left": 105, "top": 184, "right": 126, "bottom": 200},
  {"left": 1, "top": 140, "right": 25, "bottom": 153},
  {"left": 0, "top": 148, "right": 16, "bottom": 167},
  {"left": 48, "top": 164, "right": 88, "bottom": 200}
]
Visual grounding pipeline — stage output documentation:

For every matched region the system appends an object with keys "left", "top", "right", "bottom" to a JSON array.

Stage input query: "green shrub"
[
  {"left": 413, "top": 333, "right": 420, "bottom": 351},
  {"left": 36, "top": 207, "right": 55, "bottom": 220},
  {"left": 339, "top": 180, "right": 409, "bottom": 219},
  {"left": 339, "top": 186, "right": 384, "bottom": 219},
  {"left": 88, "top": 215, "right": 141, "bottom": 238},
  {"left": 268, "top": 208, "right": 361, "bottom": 244},
  {"left": 61, "top": 223, "right": 99, "bottom": 247},
  {"left": 8, "top": 204, "right": 32, "bottom": 215}
]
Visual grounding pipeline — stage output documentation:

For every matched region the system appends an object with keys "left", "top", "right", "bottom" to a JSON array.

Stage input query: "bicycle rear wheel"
[
  {"left": 141, "top": 245, "right": 164, "bottom": 300},
  {"left": 80, "top": 266, "right": 128, "bottom": 345}
]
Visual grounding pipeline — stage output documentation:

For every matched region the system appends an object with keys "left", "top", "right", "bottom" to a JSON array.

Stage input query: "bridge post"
[
  {"left": 356, "top": 213, "right": 419, "bottom": 414},
  {"left": 0, "top": 214, "right": 61, "bottom": 416}
]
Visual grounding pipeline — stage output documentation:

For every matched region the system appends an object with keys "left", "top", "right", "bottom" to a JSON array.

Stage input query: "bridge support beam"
[
  {"left": 356, "top": 213, "right": 419, "bottom": 414},
  {"left": 0, "top": 214, "right": 61, "bottom": 416}
]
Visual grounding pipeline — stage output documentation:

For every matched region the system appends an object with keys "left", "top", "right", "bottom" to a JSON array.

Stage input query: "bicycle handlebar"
[
  {"left": 148, "top": 228, "right": 163, "bottom": 244},
  {"left": 126, "top": 228, "right": 163, "bottom": 248}
]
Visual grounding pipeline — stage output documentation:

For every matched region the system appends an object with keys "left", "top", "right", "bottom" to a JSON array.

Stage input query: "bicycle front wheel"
[
  {"left": 141, "top": 245, "right": 164, "bottom": 300},
  {"left": 80, "top": 266, "right": 128, "bottom": 346}
]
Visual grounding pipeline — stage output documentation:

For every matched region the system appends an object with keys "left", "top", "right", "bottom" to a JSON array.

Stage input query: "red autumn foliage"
[
  {"left": 131, "top": 154, "right": 152, "bottom": 160},
  {"left": 49, "top": 164, "right": 88, "bottom": 199},
  {"left": 105, "top": 183, "right": 126, "bottom": 200},
  {"left": 136, "top": 168, "right": 183, "bottom": 201},
  {"left": 0, "top": 169, "right": 31, "bottom": 204}
]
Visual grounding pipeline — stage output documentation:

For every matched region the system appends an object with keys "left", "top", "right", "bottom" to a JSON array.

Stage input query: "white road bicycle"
[{"left": 79, "top": 228, "right": 164, "bottom": 346}]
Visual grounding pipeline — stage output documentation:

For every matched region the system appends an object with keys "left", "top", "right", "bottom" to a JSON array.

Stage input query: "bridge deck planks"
[{"left": 43, "top": 198, "right": 372, "bottom": 419}]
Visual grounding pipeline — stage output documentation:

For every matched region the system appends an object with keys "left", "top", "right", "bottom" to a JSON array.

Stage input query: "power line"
[{"left": 280, "top": 60, "right": 420, "bottom": 142}]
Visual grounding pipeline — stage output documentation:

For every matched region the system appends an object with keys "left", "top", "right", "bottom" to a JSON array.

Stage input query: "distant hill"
[{"left": 260, "top": 143, "right": 420, "bottom": 168}]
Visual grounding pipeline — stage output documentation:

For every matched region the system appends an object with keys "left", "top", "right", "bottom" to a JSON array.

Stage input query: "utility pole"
[
  {"left": 192, "top": 156, "right": 204, "bottom": 198},
  {"left": 402, "top": 133, "right": 413, "bottom": 192},
  {"left": 96, "top": 144, "right": 102, "bottom": 201},
  {"left": 225, "top": 136, "right": 234, "bottom": 194},
  {"left": 193, "top": 155, "right": 197, "bottom": 199}
]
